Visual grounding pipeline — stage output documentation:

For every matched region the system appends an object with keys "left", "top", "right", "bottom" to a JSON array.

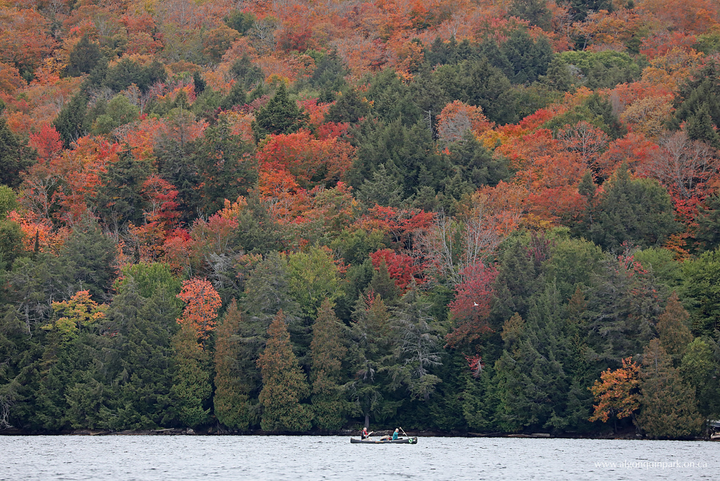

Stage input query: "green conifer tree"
[
  {"left": 214, "top": 300, "right": 258, "bottom": 431},
  {"left": 309, "top": 299, "right": 348, "bottom": 430},
  {"left": 170, "top": 324, "right": 211, "bottom": 428},
  {"left": 251, "top": 83, "right": 307, "bottom": 142},
  {"left": 638, "top": 339, "right": 703, "bottom": 438},
  {"left": 257, "top": 311, "right": 312, "bottom": 432}
]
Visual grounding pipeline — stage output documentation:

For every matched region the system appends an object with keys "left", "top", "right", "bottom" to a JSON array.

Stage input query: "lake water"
[{"left": 0, "top": 435, "right": 716, "bottom": 480}]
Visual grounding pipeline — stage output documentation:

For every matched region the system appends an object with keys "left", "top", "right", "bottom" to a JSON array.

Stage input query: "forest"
[{"left": 1, "top": 0, "right": 720, "bottom": 439}]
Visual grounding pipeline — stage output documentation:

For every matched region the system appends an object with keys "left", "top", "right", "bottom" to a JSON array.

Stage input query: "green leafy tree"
[
  {"left": 91, "top": 94, "right": 139, "bottom": 135},
  {"left": 257, "top": 311, "right": 312, "bottom": 432},
  {"left": 681, "top": 248, "right": 720, "bottom": 334},
  {"left": 680, "top": 337, "right": 720, "bottom": 417}
]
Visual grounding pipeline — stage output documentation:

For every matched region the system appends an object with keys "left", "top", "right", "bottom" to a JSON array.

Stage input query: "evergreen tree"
[
  {"left": 234, "top": 192, "right": 285, "bottom": 254},
  {"left": 586, "top": 250, "right": 662, "bottom": 364},
  {"left": 257, "top": 311, "right": 312, "bottom": 432},
  {"left": 579, "top": 164, "right": 680, "bottom": 251},
  {"left": 638, "top": 339, "right": 703, "bottom": 439},
  {"left": 214, "top": 300, "right": 256, "bottom": 430},
  {"left": 219, "top": 81, "right": 247, "bottom": 111},
  {"left": 0, "top": 118, "right": 35, "bottom": 188},
  {"left": 508, "top": 0, "right": 552, "bottom": 30},
  {"left": 347, "top": 293, "right": 399, "bottom": 428},
  {"left": 309, "top": 299, "right": 348, "bottom": 430},
  {"left": 656, "top": 292, "right": 693, "bottom": 364},
  {"left": 58, "top": 217, "right": 117, "bottom": 302},
  {"left": 326, "top": 87, "right": 370, "bottom": 124},
  {"left": 106, "top": 279, "right": 180, "bottom": 429},
  {"left": 54, "top": 93, "right": 89, "bottom": 148},
  {"left": 388, "top": 284, "right": 443, "bottom": 401},
  {"left": 695, "top": 194, "right": 720, "bottom": 251},
  {"left": 170, "top": 323, "right": 211, "bottom": 428},
  {"left": 229, "top": 55, "right": 264, "bottom": 90},
  {"left": 501, "top": 29, "right": 553, "bottom": 84},
  {"left": 251, "top": 83, "right": 307, "bottom": 142},
  {"left": 493, "top": 284, "right": 571, "bottom": 432},
  {"left": 191, "top": 118, "right": 257, "bottom": 216},
  {"left": 355, "top": 164, "right": 405, "bottom": 209},
  {"left": 92, "top": 151, "right": 151, "bottom": 232},
  {"left": 66, "top": 35, "right": 104, "bottom": 77}
]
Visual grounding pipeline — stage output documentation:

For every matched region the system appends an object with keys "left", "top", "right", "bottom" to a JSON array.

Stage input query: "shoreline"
[{"left": 0, "top": 427, "right": 714, "bottom": 441}]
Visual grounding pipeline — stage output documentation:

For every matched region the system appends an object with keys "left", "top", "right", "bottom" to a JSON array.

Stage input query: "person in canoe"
[
  {"left": 361, "top": 427, "right": 373, "bottom": 439},
  {"left": 392, "top": 428, "right": 399, "bottom": 440}
]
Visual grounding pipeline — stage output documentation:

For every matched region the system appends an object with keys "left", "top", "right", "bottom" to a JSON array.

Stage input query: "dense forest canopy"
[{"left": 1, "top": 0, "right": 720, "bottom": 439}]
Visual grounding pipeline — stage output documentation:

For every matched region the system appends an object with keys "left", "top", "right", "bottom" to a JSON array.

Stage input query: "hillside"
[{"left": 0, "top": 0, "right": 719, "bottom": 438}]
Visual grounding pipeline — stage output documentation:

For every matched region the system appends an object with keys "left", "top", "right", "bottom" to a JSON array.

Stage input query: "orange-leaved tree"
[
  {"left": 176, "top": 278, "right": 222, "bottom": 343},
  {"left": 589, "top": 357, "right": 640, "bottom": 430}
]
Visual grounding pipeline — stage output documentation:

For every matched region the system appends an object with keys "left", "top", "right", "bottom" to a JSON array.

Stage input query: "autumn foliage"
[{"left": 177, "top": 278, "right": 222, "bottom": 342}]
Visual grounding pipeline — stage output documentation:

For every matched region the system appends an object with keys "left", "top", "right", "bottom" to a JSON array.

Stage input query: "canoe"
[{"left": 350, "top": 437, "right": 418, "bottom": 444}]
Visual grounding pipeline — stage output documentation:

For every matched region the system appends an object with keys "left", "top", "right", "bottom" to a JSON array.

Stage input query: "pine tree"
[
  {"left": 257, "top": 311, "right": 312, "bottom": 432},
  {"left": 388, "top": 284, "right": 442, "bottom": 400},
  {"left": 93, "top": 151, "right": 151, "bottom": 232}
]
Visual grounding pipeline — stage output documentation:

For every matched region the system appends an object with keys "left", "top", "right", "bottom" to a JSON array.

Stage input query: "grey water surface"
[{"left": 0, "top": 435, "right": 716, "bottom": 480}]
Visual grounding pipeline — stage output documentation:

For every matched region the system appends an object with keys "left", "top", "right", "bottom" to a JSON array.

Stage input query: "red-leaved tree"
[{"left": 445, "top": 262, "right": 497, "bottom": 348}]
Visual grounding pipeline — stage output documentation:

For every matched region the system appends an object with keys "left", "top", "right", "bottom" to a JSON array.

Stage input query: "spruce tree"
[
  {"left": 348, "top": 293, "right": 399, "bottom": 428},
  {"left": 257, "top": 311, "right": 312, "bottom": 432},
  {"left": 108, "top": 279, "right": 180, "bottom": 429},
  {"left": 66, "top": 35, "right": 104, "bottom": 77},
  {"left": 638, "top": 339, "right": 703, "bottom": 438},
  {"left": 170, "top": 324, "right": 211, "bottom": 428},
  {"left": 656, "top": 292, "right": 693, "bottom": 364},
  {"left": 53, "top": 93, "right": 89, "bottom": 148},
  {"left": 388, "top": 284, "right": 442, "bottom": 401},
  {"left": 309, "top": 299, "right": 348, "bottom": 430},
  {"left": 214, "top": 300, "right": 257, "bottom": 430},
  {"left": 0, "top": 118, "right": 35, "bottom": 188},
  {"left": 251, "top": 83, "right": 307, "bottom": 142}
]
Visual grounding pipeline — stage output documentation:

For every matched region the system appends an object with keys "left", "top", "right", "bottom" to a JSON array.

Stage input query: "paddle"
[{"left": 399, "top": 427, "right": 408, "bottom": 437}]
